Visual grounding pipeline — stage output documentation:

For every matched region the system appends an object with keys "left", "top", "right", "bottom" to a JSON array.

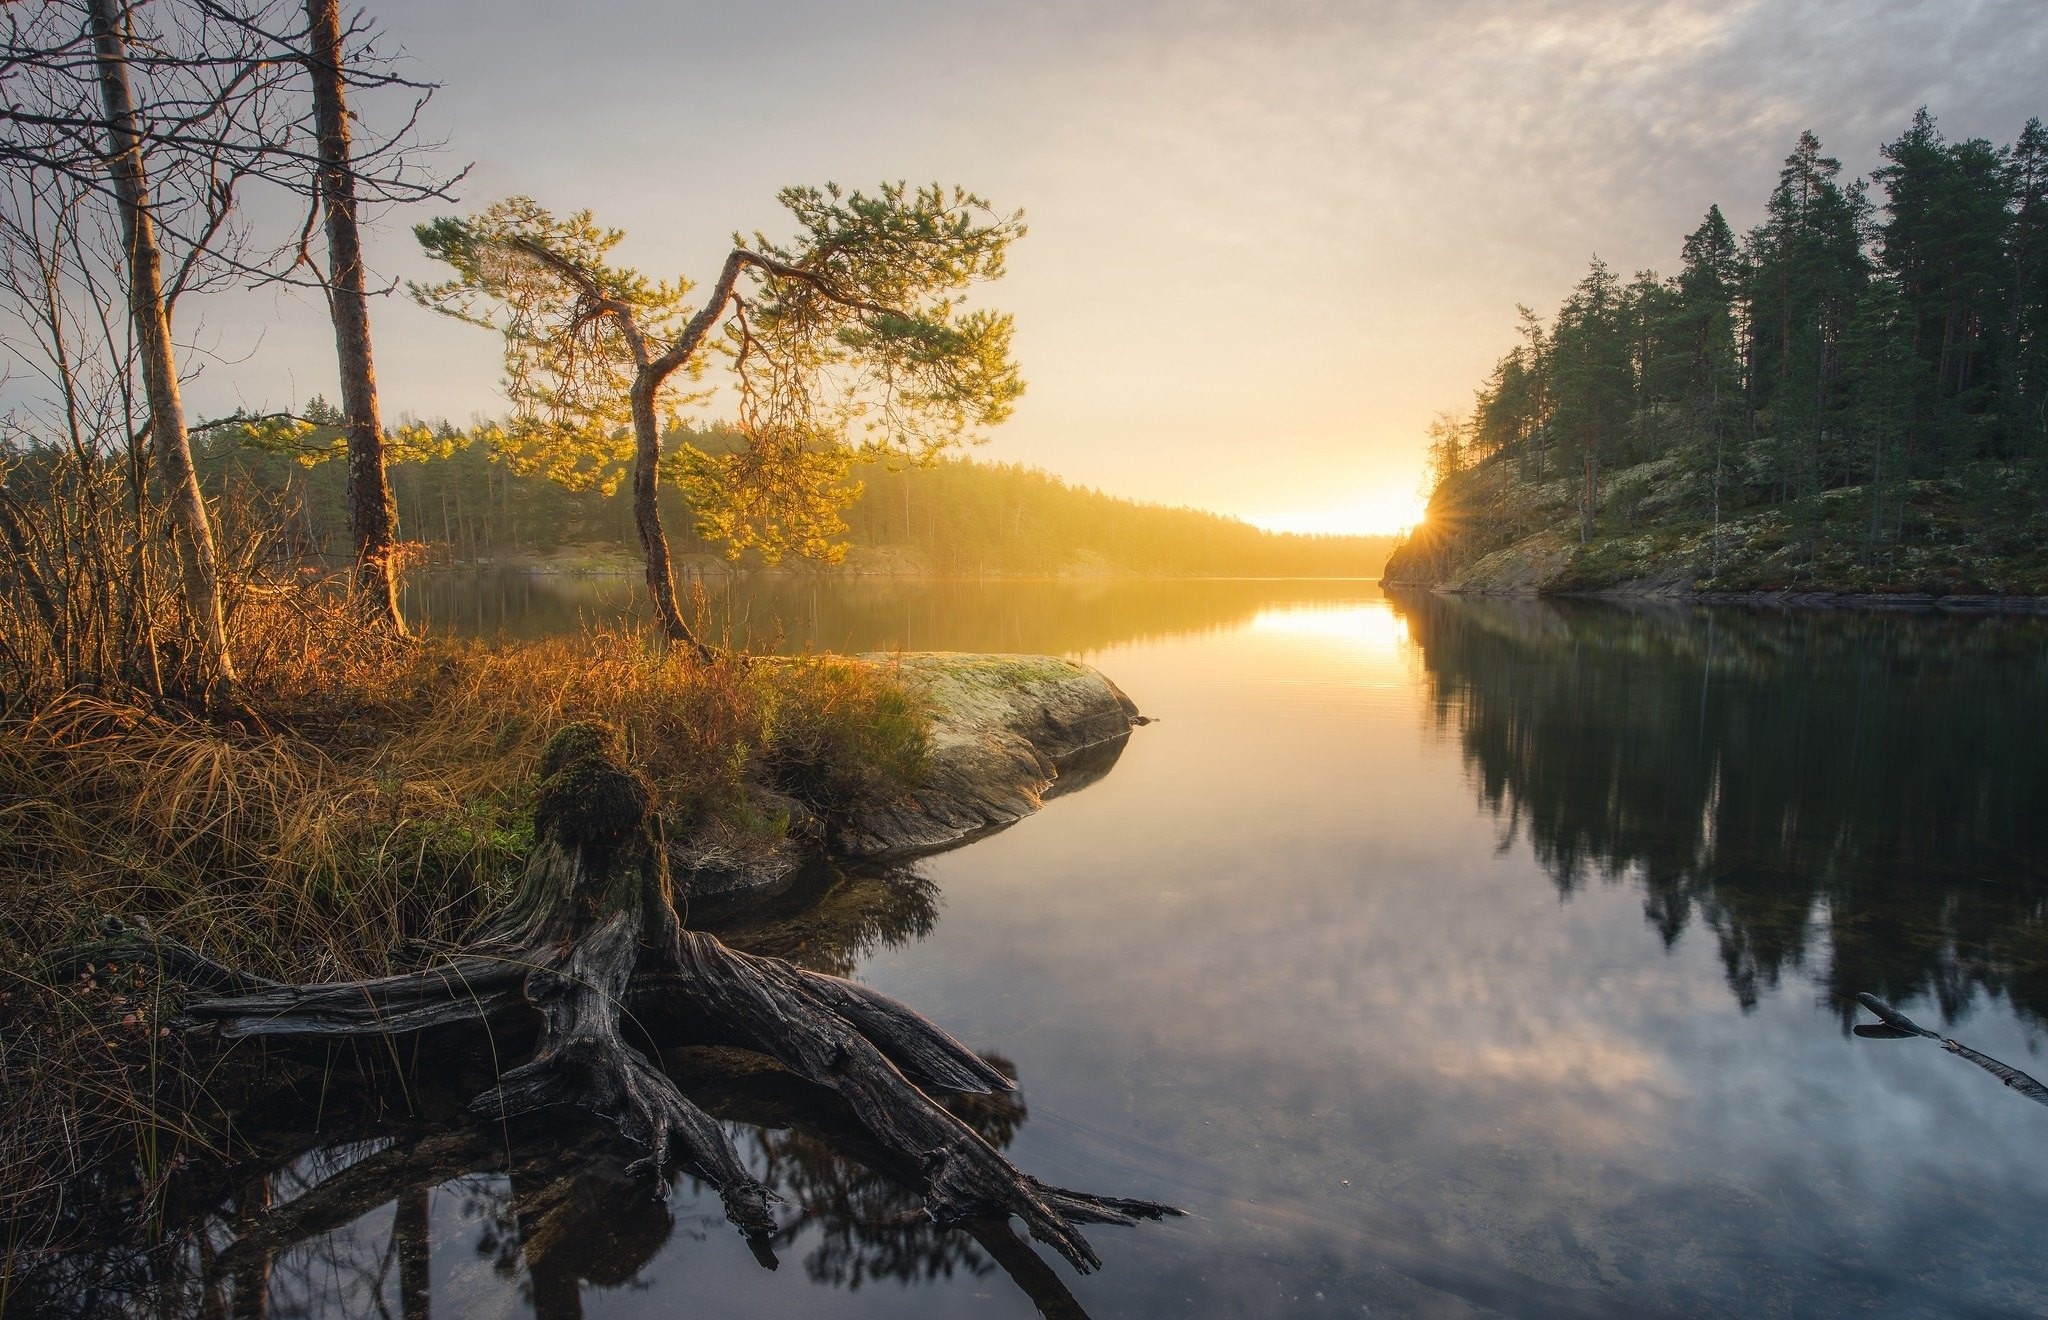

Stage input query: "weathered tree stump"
[{"left": 149, "top": 722, "right": 1176, "bottom": 1271}]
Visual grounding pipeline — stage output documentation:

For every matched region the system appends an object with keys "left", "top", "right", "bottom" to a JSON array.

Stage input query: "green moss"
[
  {"left": 539, "top": 720, "right": 618, "bottom": 782},
  {"left": 535, "top": 721, "right": 653, "bottom": 847},
  {"left": 1398, "top": 453, "right": 2048, "bottom": 600}
]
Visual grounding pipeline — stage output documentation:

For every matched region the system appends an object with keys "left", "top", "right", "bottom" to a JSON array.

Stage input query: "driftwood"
[
  {"left": 1854, "top": 991, "right": 2048, "bottom": 1109},
  {"left": 107, "top": 721, "right": 1177, "bottom": 1276}
]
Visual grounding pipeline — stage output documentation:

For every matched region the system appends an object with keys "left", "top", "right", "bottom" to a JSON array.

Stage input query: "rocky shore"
[
  {"left": 833, "top": 653, "right": 1141, "bottom": 857},
  {"left": 677, "top": 652, "right": 1142, "bottom": 901},
  {"left": 1385, "top": 454, "right": 2048, "bottom": 609}
]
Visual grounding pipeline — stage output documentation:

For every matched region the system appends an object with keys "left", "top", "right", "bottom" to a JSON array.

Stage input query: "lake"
[{"left": 52, "top": 576, "right": 2048, "bottom": 1318}]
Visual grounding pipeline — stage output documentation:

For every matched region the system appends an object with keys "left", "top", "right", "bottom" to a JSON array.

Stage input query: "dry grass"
[
  {"left": 2, "top": 597, "right": 928, "bottom": 978},
  {"left": 0, "top": 583, "right": 929, "bottom": 1279}
]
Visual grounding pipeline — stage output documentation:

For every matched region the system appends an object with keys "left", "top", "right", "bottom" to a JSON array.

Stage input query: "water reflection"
[
  {"left": 22, "top": 583, "right": 2048, "bottom": 1319},
  {"left": 1390, "top": 590, "right": 2048, "bottom": 1024},
  {"left": 694, "top": 863, "right": 941, "bottom": 978},
  {"left": 5, "top": 855, "right": 1106, "bottom": 1320},
  {"left": 399, "top": 571, "right": 1381, "bottom": 656}
]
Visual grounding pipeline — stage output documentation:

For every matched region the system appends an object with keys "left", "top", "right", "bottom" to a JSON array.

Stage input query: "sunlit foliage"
[{"left": 406, "top": 185, "right": 1026, "bottom": 563}]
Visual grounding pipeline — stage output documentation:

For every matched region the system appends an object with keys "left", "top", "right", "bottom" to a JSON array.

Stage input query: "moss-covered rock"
[
  {"left": 1387, "top": 453, "right": 2048, "bottom": 606},
  {"left": 830, "top": 653, "right": 1141, "bottom": 858}
]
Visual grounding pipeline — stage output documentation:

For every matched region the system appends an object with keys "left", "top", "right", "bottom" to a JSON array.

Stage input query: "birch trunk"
[{"left": 88, "top": 0, "right": 238, "bottom": 706}]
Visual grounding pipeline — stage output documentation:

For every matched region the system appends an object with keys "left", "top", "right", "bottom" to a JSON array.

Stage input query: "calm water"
[{"left": 42, "top": 577, "right": 2048, "bottom": 1318}]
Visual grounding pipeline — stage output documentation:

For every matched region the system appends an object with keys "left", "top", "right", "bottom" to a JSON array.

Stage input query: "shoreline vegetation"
[
  {"left": 211, "top": 423, "right": 1399, "bottom": 581},
  {"left": 0, "top": 23, "right": 1338, "bottom": 1276},
  {"left": 0, "top": 31, "right": 1377, "bottom": 1268},
  {"left": 1386, "top": 109, "right": 2048, "bottom": 607},
  {"left": 0, "top": 582, "right": 1154, "bottom": 1288}
]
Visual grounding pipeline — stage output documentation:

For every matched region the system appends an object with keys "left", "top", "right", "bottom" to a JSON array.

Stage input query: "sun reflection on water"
[{"left": 1248, "top": 603, "right": 1411, "bottom": 653}]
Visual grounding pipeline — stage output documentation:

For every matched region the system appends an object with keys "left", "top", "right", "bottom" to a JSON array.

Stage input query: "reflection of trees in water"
[
  {"left": 1391, "top": 591, "right": 2048, "bottom": 1023},
  {"left": 8, "top": 869, "right": 1101, "bottom": 1320},
  {"left": 6, "top": 1054, "right": 1089, "bottom": 1320},
  {"left": 1, "top": 1057, "right": 495, "bottom": 1320},
  {"left": 747, "top": 1057, "right": 1024, "bottom": 1291},
  {"left": 702, "top": 863, "right": 940, "bottom": 978},
  {"left": 405, "top": 571, "right": 1383, "bottom": 654}
]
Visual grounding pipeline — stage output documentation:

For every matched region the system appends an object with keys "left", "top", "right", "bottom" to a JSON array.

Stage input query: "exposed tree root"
[{"left": 97, "top": 721, "right": 1178, "bottom": 1274}]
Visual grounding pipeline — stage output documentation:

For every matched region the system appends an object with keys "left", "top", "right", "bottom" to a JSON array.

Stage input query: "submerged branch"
[{"left": 1854, "top": 992, "right": 2048, "bottom": 1109}]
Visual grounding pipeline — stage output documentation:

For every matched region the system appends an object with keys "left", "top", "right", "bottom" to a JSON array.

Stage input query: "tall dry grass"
[{"left": 0, "top": 563, "right": 928, "bottom": 1284}]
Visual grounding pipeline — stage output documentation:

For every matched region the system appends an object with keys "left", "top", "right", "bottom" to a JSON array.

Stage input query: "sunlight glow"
[
  {"left": 1249, "top": 487, "right": 1430, "bottom": 538},
  {"left": 1249, "top": 604, "right": 1410, "bottom": 652}
]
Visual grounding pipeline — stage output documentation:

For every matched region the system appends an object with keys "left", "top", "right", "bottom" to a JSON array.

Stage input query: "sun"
[{"left": 1249, "top": 487, "right": 1430, "bottom": 538}]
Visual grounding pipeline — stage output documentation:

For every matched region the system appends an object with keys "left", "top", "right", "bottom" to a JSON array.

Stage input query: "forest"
[
  {"left": 1394, "top": 111, "right": 2048, "bottom": 595},
  {"left": 185, "top": 412, "right": 1396, "bottom": 579}
]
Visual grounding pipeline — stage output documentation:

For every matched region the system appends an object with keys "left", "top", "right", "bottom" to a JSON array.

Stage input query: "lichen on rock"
[{"left": 831, "top": 653, "right": 1142, "bottom": 858}]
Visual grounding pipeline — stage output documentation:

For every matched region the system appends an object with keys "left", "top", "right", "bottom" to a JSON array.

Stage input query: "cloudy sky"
[{"left": 186, "top": 0, "right": 2048, "bottom": 533}]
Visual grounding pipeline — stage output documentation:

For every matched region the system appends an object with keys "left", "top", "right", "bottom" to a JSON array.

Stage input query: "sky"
[{"left": 179, "top": 0, "right": 2048, "bottom": 535}]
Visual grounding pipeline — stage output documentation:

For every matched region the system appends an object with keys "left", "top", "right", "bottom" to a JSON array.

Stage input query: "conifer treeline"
[
  {"left": 198, "top": 417, "right": 1392, "bottom": 578},
  {"left": 1428, "top": 111, "right": 2048, "bottom": 559}
]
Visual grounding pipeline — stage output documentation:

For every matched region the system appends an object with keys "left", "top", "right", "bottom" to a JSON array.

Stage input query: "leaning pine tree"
[{"left": 411, "top": 186, "right": 1025, "bottom": 657}]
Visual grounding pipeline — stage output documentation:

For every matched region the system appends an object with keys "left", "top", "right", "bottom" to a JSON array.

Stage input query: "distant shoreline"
[
  {"left": 400, "top": 554, "right": 1390, "bottom": 584},
  {"left": 1382, "top": 581, "right": 2048, "bottom": 615}
]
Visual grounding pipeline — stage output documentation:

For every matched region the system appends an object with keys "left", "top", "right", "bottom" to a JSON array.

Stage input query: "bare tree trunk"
[
  {"left": 628, "top": 377, "right": 712, "bottom": 660},
  {"left": 0, "top": 488, "right": 62, "bottom": 647},
  {"left": 1579, "top": 445, "right": 1598, "bottom": 543},
  {"left": 305, "top": 0, "right": 405, "bottom": 634},
  {"left": 230, "top": 1172, "right": 273, "bottom": 1319},
  {"left": 88, "top": 0, "right": 237, "bottom": 707}
]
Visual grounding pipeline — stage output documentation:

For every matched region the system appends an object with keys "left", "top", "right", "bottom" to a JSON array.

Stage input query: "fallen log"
[{"left": 134, "top": 720, "right": 1177, "bottom": 1272}]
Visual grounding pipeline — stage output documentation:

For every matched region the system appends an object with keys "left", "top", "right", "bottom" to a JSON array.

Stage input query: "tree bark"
[
  {"left": 305, "top": 0, "right": 406, "bottom": 634},
  {"left": 88, "top": 0, "right": 238, "bottom": 708},
  {"left": 394, "top": 1188, "right": 431, "bottom": 1320},
  {"left": 627, "top": 376, "right": 709, "bottom": 659}
]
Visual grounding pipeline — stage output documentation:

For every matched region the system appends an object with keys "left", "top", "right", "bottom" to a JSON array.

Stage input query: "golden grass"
[{"left": 0, "top": 584, "right": 929, "bottom": 1270}]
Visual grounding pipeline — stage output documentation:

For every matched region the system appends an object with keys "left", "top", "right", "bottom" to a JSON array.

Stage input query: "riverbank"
[
  {"left": 442, "top": 543, "right": 974, "bottom": 577},
  {"left": 413, "top": 543, "right": 1372, "bottom": 580},
  {"left": 0, "top": 624, "right": 1140, "bottom": 982},
  {"left": 1387, "top": 582, "right": 2048, "bottom": 614},
  {"left": 1385, "top": 452, "right": 2048, "bottom": 607},
  {"left": 0, "top": 600, "right": 1146, "bottom": 1249}
]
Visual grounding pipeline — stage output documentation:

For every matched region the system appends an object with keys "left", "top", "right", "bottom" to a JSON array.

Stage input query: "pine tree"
[
  {"left": 1741, "top": 131, "right": 1869, "bottom": 519},
  {"left": 1549, "top": 258, "right": 1633, "bottom": 539},
  {"left": 1999, "top": 119, "right": 2048, "bottom": 476},
  {"left": 1676, "top": 206, "right": 1742, "bottom": 569},
  {"left": 1873, "top": 110, "right": 2016, "bottom": 468}
]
